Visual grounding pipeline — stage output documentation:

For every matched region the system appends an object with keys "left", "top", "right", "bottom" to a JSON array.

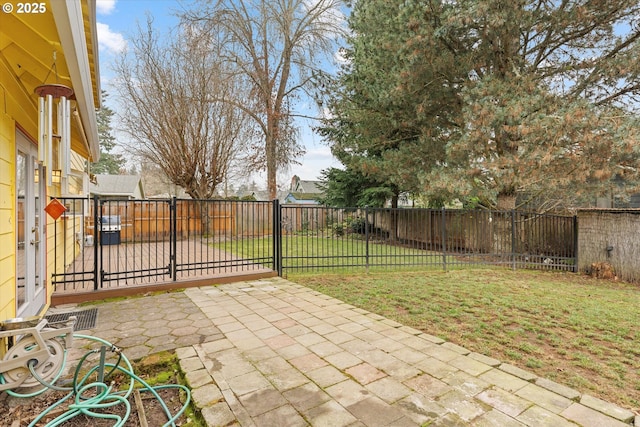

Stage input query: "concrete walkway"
[{"left": 56, "top": 277, "right": 637, "bottom": 427}]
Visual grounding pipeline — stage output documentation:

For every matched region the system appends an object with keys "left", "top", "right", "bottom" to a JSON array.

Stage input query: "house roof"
[
  {"left": 298, "top": 180, "right": 323, "bottom": 194},
  {"left": 90, "top": 175, "right": 145, "bottom": 198},
  {"left": 290, "top": 175, "right": 323, "bottom": 194},
  {"left": 0, "top": 0, "right": 101, "bottom": 160},
  {"left": 286, "top": 192, "right": 322, "bottom": 202}
]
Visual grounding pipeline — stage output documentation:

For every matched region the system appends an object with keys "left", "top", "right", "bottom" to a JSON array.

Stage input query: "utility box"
[{"left": 100, "top": 215, "right": 121, "bottom": 245}]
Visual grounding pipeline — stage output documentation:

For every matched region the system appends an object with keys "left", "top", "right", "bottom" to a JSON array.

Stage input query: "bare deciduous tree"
[
  {"left": 182, "top": 0, "right": 346, "bottom": 200},
  {"left": 113, "top": 17, "right": 253, "bottom": 199}
]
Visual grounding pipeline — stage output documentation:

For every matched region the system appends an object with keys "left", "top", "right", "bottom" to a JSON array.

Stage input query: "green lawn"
[
  {"left": 215, "top": 235, "right": 460, "bottom": 273},
  {"left": 290, "top": 268, "right": 640, "bottom": 413}
]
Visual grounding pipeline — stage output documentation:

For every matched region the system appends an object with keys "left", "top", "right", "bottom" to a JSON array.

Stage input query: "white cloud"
[
  {"left": 96, "top": 0, "right": 116, "bottom": 15},
  {"left": 97, "top": 22, "right": 127, "bottom": 54}
]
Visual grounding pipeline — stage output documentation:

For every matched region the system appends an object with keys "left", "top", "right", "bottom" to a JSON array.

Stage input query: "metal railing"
[
  {"left": 51, "top": 197, "right": 577, "bottom": 292},
  {"left": 279, "top": 206, "right": 577, "bottom": 274}
]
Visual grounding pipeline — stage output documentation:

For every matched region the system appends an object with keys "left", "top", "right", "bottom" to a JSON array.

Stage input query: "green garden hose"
[{"left": 1, "top": 333, "right": 191, "bottom": 427}]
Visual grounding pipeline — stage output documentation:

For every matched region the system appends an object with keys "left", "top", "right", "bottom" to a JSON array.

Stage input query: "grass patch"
[
  {"left": 214, "top": 235, "right": 459, "bottom": 273},
  {"left": 291, "top": 268, "right": 640, "bottom": 412}
]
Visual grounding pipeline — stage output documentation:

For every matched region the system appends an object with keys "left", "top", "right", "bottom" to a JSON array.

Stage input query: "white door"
[{"left": 16, "top": 131, "right": 45, "bottom": 317}]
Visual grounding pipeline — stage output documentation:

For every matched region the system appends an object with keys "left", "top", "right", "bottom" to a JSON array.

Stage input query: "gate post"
[
  {"left": 511, "top": 210, "right": 517, "bottom": 270},
  {"left": 170, "top": 197, "right": 177, "bottom": 281},
  {"left": 273, "top": 199, "right": 282, "bottom": 276},
  {"left": 573, "top": 215, "right": 578, "bottom": 273},
  {"left": 365, "top": 206, "right": 370, "bottom": 272},
  {"left": 93, "top": 196, "right": 99, "bottom": 290},
  {"left": 441, "top": 207, "right": 447, "bottom": 271}
]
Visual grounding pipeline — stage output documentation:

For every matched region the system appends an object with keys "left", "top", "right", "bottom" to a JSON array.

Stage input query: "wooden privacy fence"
[
  {"left": 366, "top": 209, "right": 575, "bottom": 256},
  {"left": 85, "top": 199, "right": 272, "bottom": 243}
]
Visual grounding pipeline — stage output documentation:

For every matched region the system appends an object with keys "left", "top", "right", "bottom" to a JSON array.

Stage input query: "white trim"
[{"left": 50, "top": 0, "right": 100, "bottom": 161}]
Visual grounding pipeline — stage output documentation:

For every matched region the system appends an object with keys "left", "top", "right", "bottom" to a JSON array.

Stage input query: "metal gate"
[{"left": 51, "top": 197, "right": 276, "bottom": 293}]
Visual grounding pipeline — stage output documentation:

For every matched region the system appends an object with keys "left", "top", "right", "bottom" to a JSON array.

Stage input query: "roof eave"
[{"left": 50, "top": 0, "right": 101, "bottom": 162}]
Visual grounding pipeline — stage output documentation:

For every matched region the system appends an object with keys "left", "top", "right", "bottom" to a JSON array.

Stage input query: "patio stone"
[
  {"left": 171, "top": 325, "right": 199, "bottom": 336},
  {"left": 474, "top": 409, "right": 526, "bottom": 427},
  {"left": 479, "top": 368, "right": 530, "bottom": 393},
  {"left": 252, "top": 404, "right": 308, "bottom": 427},
  {"left": 283, "top": 382, "right": 331, "bottom": 412},
  {"left": 515, "top": 383, "right": 573, "bottom": 414},
  {"left": 516, "top": 405, "right": 577, "bottom": 427},
  {"left": 404, "top": 374, "right": 453, "bottom": 399},
  {"left": 561, "top": 403, "right": 632, "bottom": 427},
  {"left": 346, "top": 396, "right": 406, "bottom": 426},
  {"left": 499, "top": 363, "right": 538, "bottom": 382},
  {"left": 191, "top": 384, "right": 224, "bottom": 408},
  {"left": 289, "top": 353, "right": 328, "bottom": 372},
  {"left": 414, "top": 356, "right": 460, "bottom": 379},
  {"left": 580, "top": 394, "right": 636, "bottom": 423},
  {"left": 306, "top": 365, "right": 347, "bottom": 388},
  {"left": 226, "top": 370, "right": 271, "bottom": 396},
  {"left": 179, "top": 356, "right": 204, "bottom": 373},
  {"left": 185, "top": 369, "right": 213, "bottom": 388},
  {"left": 304, "top": 400, "right": 358, "bottom": 427},
  {"left": 238, "top": 387, "right": 288, "bottom": 417},
  {"left": 324, "top": 351, "right": 362, "bottom": 370},
  {"left": 534, "top": 377, "right": 581, "bottom": 401},
  {"left": 447, "top": 355, "right": 493, "bottom": 377},
  {"left": 476, "top": 387, "right": 532, "bottom": 417},
  {"left": 56, "top": 278, "right": 634, "bottom": 427},
  {"left": 397, "top": 393, "right": 449, "bottom": 425},
  {"left": 201, "top": 402, "right": 236, "bottom": 427},
  {"left": 438, "top": 389, "right": 488, "bottom": 421},
  {"left": 365, "top": 376, "right": 412, "bottom": 404},
  {"left": 345, "top": 363, "right": 387, "bottom": 385},
  {"left": 324, "top": 379, "right": 371, "bottom": 407}
]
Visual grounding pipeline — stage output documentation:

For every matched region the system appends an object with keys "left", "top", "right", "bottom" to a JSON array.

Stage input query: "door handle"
[{"left": 30, "top": 240, "right": 40, "bottom": 246}]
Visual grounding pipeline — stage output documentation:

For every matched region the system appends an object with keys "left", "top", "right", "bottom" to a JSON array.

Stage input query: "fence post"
[
  {"left": 98, "top": 197, "right": 106, "bottom": 288},
  {"left": 170, "top": 197, "right": 177, "bottom": 281},
  {"left": 273, "top": 199, "right": 282, "bottom": 276},
  {"left": 511, "top": 210, "right": 517, "bottom": 270},
  {"left": 92, "top": 196, "right": 99, "bottom": 290},
  {"left": 441, "top": 207, "right": 447, "bottom": 271},
  {"left": 573, "top": 215, "right": 578, "bottom": 273},
  {"left": 365, "top": 206, "right": 370, "bottom": 272}
]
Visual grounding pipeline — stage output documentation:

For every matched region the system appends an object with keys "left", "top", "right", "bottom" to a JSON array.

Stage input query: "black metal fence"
[
  {"left": 279, "top": 206, "right": 577, "bottom": 274},
  {"left": 51, "top": 197, "right": 577, "bottom": 292},
  {"left": 51, "top": 197, "right": 275, "bottom": 292}
]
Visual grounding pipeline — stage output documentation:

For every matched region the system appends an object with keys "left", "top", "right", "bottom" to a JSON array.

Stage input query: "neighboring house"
[
  {"left": 284, "top": 175, "right": 324, "bottom": 205},
  {"left": 90, "top": 175, "right": 146, "bottom": 200},
  {"left": 284, "top": 192, "right": 323, "bottom": 204},
  {"left": 0, "top": 1, "right": 101, "bottom": 320}
]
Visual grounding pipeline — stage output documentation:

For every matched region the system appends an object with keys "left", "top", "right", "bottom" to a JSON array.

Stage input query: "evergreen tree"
[
  {"left": 322, "top": 0, "right": 640, "bottom": 210},
  {"left": 91, "top": 91, "right": 125, "bottom": 175},
  {"left": 318, "top": 0, "right": 462, "bottom": 208}
]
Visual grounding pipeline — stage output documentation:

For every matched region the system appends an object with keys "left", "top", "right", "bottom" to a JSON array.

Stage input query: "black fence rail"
[
  {"left": 279, "top": 206, "right": 577, "bottom": 274},
  {"left": 51, "top": 197, "right": 577, "bottom": 293},
  {"left": 51, "top": 197, "right": 275, "bottom": 292}
]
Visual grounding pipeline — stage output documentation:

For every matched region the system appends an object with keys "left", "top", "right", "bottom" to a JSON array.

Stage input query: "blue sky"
[{"left": 95, "top": 0, "right": 340, "bottom": 187}]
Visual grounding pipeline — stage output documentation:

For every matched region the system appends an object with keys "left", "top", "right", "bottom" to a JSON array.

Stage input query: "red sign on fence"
[{"left": 44, "top": 198, "right": 67, "bottom": 220}]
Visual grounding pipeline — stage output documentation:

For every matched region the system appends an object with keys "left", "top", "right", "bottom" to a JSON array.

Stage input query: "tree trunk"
[{"left": 266, "top": 115, "right": 278, "bottom": 200}]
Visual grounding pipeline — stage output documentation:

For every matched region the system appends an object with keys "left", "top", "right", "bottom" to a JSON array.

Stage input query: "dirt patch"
[
  {"left": 0, "top": 387, "right": 187, "bottom": 426},
  {"left": 0, "top": 352, "right": 201, "bottom": 427}
]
